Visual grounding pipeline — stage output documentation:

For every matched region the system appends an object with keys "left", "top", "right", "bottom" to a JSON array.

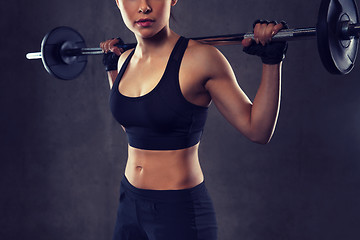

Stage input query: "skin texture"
[{"left": 100, "top": 0, "right": 284, "bottom": 190}]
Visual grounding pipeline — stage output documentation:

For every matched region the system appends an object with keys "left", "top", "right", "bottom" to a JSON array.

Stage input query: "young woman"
[{"left": 100, "top": 0, "right": 287, "bottom": 239}]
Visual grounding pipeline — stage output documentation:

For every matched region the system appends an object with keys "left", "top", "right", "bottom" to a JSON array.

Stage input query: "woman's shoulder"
[
  {"left": 117, "top": 48, "right": 134, "bottom": 70},
  {"left": 186, "top": 39, "right": 221, "bottom": 59},
  {"left": 184, "top": 39, "right": 231, "bottom": 73}
]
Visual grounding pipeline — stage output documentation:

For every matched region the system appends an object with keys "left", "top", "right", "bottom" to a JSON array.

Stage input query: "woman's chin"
[
  {"left": 134, "top": 26, "right": 169, "bottom": 40},
  {"left": 134, "top": 28, "right": 157, "bottom": 39}
]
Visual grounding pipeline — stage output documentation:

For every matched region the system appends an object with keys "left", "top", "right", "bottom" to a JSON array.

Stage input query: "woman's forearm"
[{"left": 249, "top": 63, "right": 282, "bottom": 144}]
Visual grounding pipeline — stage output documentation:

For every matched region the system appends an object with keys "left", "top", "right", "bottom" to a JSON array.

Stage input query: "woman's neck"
[{"left": 134, "top": 26, "right": 179, "bottom": 58}]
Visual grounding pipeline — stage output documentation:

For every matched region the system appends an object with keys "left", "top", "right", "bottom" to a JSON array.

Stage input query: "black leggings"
[{"left": 112, "top": 176, "right": 218, "bottom": 240}]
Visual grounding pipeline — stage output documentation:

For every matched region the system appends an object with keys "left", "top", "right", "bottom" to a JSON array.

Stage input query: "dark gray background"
[{"left": 1, "top": 0, "right": 360, "bottom": 239}]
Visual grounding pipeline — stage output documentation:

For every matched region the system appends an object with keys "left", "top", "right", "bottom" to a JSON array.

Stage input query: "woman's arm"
[
  {"left": 245, "top": 63, "right": 281, "bottom": 144},
  {"left": 203, "top": 51, "right": 281, "bottom": 144},
  {"left": 107, "top": 70, "right": 118, "bottom": 89},
  {"left": 203, "top": 23, "right": 284, "bottom": 144}
]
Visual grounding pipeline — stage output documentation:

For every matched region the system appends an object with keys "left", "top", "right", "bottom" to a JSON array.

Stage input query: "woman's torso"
[{"left": 111, "top": 35, "right": 212, "bottom": 190}]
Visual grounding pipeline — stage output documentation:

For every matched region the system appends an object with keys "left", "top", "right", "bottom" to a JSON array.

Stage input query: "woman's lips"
[{"left": 135, "top": 19, "right": 155, "bottom": 27}]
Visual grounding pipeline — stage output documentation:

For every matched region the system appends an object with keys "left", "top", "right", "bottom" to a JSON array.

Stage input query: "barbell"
[{"left": 26, "top": 0, "right": 360, "bottom": 80}]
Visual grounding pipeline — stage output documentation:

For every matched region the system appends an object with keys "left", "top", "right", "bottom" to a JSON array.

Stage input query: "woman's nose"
[{"left": 138, "top": 0, "right": 152, "bottom": 14}]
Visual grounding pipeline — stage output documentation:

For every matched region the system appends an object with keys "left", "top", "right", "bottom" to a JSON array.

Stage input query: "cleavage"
[{"left": 118, "top": 56, "right": 169, "bottom": 98}]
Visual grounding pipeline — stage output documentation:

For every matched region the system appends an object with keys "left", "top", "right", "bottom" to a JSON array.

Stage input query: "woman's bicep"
[{"left": 204, "top": 49, "right": 253, "bottom": 135}]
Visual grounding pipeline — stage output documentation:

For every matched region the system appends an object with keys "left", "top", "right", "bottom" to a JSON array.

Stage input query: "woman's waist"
[{"left": 125, "top": 144, "right": 204, "bottom": 190}]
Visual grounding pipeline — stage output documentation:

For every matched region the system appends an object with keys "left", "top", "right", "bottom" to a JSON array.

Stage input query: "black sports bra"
[{"left": 109, "top": 37, "right": 208, "bottom": 150}]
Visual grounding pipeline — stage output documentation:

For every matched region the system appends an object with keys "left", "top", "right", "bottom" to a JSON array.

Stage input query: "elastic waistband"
[{"left": 121, "top": 176, "right": 207, "bottom": 202}]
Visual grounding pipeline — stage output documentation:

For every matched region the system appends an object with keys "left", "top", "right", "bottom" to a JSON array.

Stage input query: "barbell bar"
[{"left": 26, "top": 0, "right": 360, "bottom": 80}]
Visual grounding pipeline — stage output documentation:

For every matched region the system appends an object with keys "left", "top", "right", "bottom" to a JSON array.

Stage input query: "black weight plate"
[
  {"left": 41, "top": 26, "right": 87, "bottom": 80},
  {"left": 317, "top": 0, "right": 359, "bottom": 74}
]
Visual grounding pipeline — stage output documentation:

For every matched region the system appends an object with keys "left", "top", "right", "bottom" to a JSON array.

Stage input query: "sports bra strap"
[{"left": 171, "top": 37, "right": 189, "bottom": 64}]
